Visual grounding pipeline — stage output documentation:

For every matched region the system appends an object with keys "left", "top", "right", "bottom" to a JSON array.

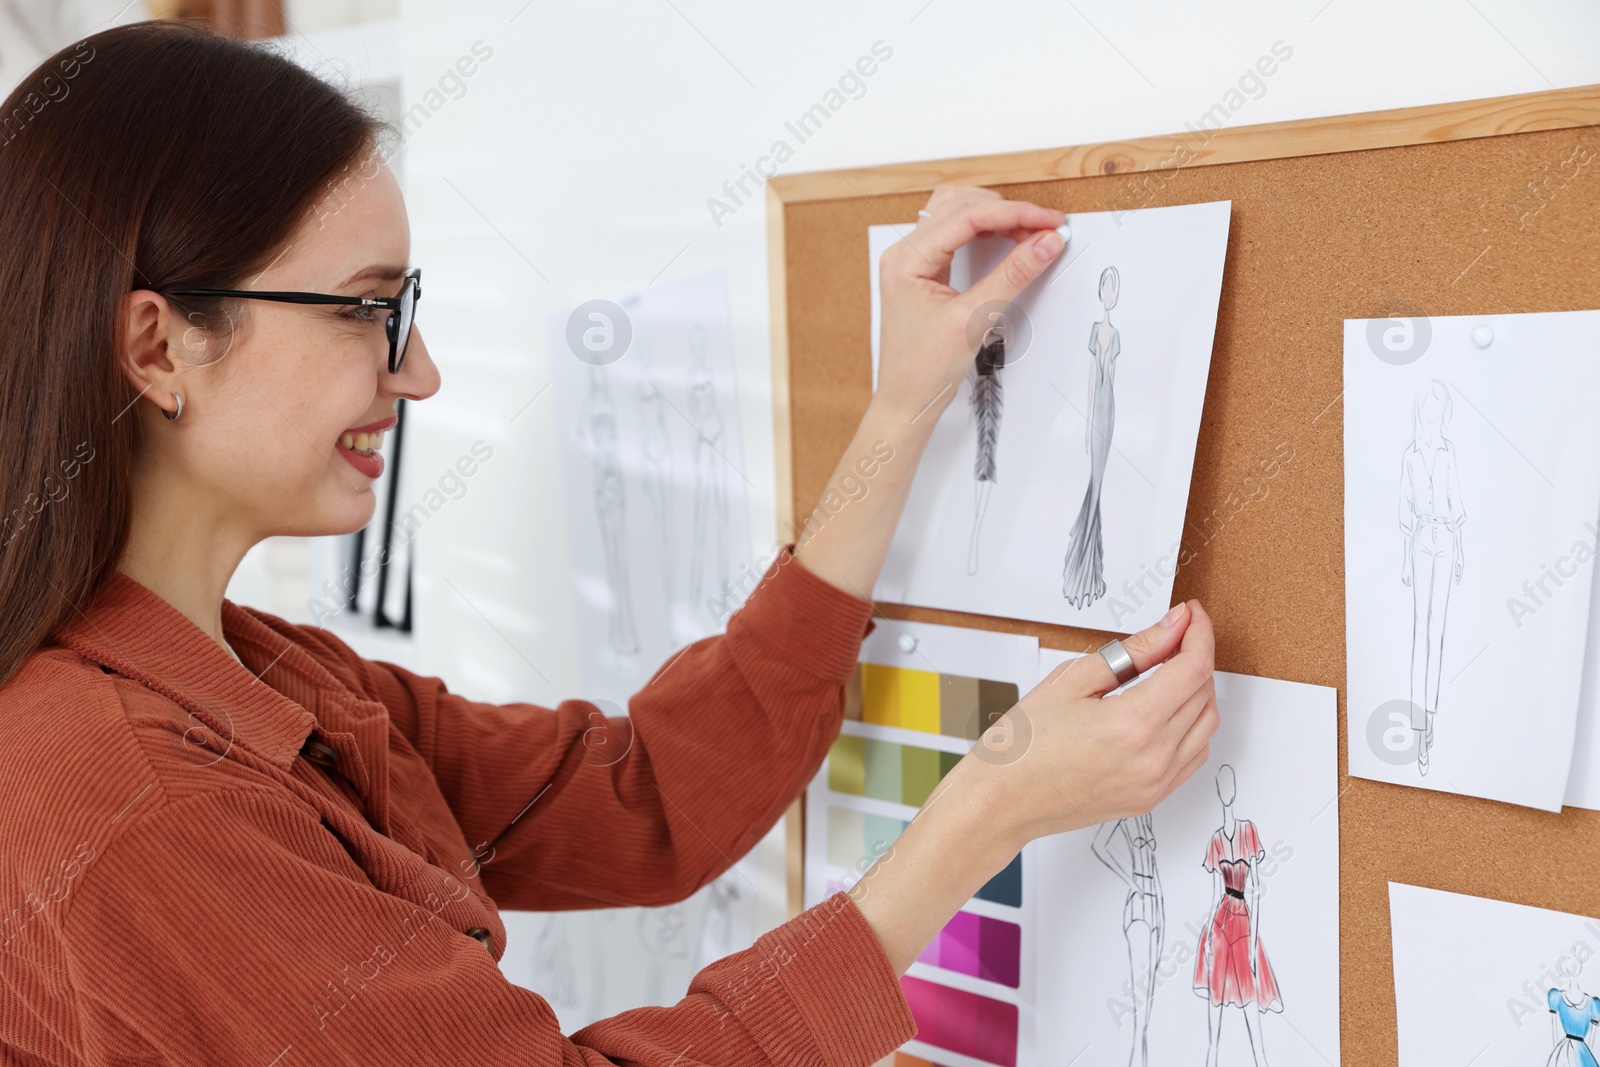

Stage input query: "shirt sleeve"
[
  {"left": 1399, "top": 449, "right": 1415, "bottom": 538},
  {"left": 357, "top": 545, "right": 876, "bottom": 912},
  {"left": 58, "top": 790, "right": 916, "bottom": 1066},
  {"left": 1445, "top": 443, "right": 1466, "bottom": 529}
]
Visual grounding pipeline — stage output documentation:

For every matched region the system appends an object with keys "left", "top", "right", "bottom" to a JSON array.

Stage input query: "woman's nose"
[{"left": 388, "top": 324, "right": 441, "bottom": 401}]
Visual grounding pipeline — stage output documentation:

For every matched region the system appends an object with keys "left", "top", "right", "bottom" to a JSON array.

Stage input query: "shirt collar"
[{"left": 50, "top": 569, "right": 345, "bottom": 773}]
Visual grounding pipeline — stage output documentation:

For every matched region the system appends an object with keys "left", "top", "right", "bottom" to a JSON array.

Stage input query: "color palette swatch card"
[{"left": 804, "top": 620, "right": 1039, "bottom": 1067}]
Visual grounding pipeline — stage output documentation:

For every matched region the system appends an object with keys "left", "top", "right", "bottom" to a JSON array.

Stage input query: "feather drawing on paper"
[
  {"left": 1399, "top": 378, "right": 1465, "bottom": 777},
  {"left": 1194, "top": 764, "right": 1282, "bottom": 1064},
  {"left": 1091, "top": 812, "right": 1163, "bottom": 1067},
  {"left": 1063, "top": 266, "right": 1121, "bottom": 608},
  {"left": 967, "top": 320, "right": 1008, "bottom": 575},
  {"left": 578, "top": 367, "right": 640, "bottom": 656}
]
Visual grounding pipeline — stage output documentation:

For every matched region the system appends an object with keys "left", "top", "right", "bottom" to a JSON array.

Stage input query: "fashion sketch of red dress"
[{"left": 1192, "top": 819, "right": 1283, "bottom": 1012}]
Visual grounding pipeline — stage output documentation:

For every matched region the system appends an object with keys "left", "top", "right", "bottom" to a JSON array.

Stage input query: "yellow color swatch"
[{"left": 859, "top": 662, "right": 941, "bottom": 734}]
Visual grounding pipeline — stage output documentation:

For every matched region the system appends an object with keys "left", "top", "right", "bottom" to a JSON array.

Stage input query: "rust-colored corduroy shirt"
[{"left": 0, "top": 547, "right": 916, "bottom": 1065}]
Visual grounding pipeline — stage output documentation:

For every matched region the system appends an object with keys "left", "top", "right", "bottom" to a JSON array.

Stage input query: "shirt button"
[
  {"left": 465, "top": 926, "right": 492, "bottom": 950},
  {"left": 300, "top": 739, "right": 340, "bottom": 769}
]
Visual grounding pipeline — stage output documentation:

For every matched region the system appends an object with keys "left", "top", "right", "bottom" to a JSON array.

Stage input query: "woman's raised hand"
[
  {"left": 874, "top": 185, "right": 1065, "bottom": 422},
  {"left": 939, "top": 600, "right": 1219, "bottom": 860}
]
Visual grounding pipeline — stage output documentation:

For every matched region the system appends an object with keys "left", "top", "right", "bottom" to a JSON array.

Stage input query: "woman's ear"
[{"left": 119, "top": 290, "right": 183, "bottom": 412}]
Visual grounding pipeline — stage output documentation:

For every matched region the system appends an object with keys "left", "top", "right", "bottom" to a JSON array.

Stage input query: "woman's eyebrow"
[{"left": 335, "top": 264, "right": 408, "bottom": 288}]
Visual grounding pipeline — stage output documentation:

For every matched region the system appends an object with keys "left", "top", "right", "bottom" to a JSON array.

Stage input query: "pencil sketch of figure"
[
  {"left": 578, "top": 367, "right": 639, "bottom": 655},
  {"left": 1546, "top": 960, "right": 1600, "bottom": 1067},
  {"left": 686, "top": 325, "right": 729, "bottom": 615},
  {"left": 967, "top": 319, "right": 1008, "bottom": 575},
  {"left": 1399, "top": 378, "right": 1465, "bottom": 776},
  {"left": 1194, "top": 764, "right": 1282, "bottom": 1067},
  {"left": 1063, "top": 266, "right": 1121, "bottom": 608},
  {"left": 637, "top": 903, "right": 691, "bottom": 1006},
  {"left": 694, "top": 872, "right": 744, "bottom": 972},
  {"left": 528, "top": 915, "right": 581, "bottom": 1025},
  {"left": 635, "top": 362, "right": 675, "bottom": 605},
  {"left": 1092, "top": 812, "right": 1163, "bottom": 1067}
]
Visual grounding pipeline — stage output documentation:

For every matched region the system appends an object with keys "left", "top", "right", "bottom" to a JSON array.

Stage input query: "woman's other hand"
[
  {"left": 875, "top": 185, "right": 1064, "bottom": 421},
  {"left": 940, "top": 599, "right": 1218, "bottom": 859},
  {"left": 849, "top": 601, "right": 1218, "bottom": 975}
]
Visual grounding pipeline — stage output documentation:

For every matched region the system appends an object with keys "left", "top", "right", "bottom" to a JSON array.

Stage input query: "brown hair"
[{"left": 0, "top": 21, "right": 388, "bottom": 686}]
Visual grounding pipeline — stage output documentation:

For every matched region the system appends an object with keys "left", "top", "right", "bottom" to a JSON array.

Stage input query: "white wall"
[{"left": 386, "top": 0, "right": 1600, "bottom": 992}]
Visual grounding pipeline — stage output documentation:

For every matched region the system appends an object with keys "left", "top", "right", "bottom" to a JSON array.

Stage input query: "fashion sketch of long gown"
[
  {"left": 1063, "top": 266, "right": 1120, "bottom": 608},
  {"left": 967, "top": 320, "right": 1007, "bottom": 576},
  {"left": 1195, "top": 765, "right": 1280, "bottom": 1067},
  {"left": 1399, "top": 378, "right": 1464, "bottom": 776},
  {"left": 1546, "top": 984, "right": 1600, "bottom": 1067},
  {"left": 579, "top": 368, "right": 640, "bottom": 655},
  {"left": 1091, "top": 813, "right": 1163, "bottom": 1067},
  {"left": 686, "top": 326, "right": 729, "bottom": 612}
]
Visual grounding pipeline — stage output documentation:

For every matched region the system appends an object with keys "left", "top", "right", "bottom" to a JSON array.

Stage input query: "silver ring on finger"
[{"left": 1098, "top": 639, "right": 1139, "bottom": 686}]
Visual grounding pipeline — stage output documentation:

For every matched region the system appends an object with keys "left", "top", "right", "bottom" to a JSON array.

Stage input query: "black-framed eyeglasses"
[{"left": 166, "top": 267, "right": 422, "bottom": 374}]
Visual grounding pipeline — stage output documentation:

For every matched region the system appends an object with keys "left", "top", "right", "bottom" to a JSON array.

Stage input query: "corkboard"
[{"left": 769, "top": 84, "right": 1600, "bottom": 1064}]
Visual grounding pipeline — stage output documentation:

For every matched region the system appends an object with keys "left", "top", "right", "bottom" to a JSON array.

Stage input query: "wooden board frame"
[{"left": 769, "top": 83, "right": 1600, "bottom": 1063}]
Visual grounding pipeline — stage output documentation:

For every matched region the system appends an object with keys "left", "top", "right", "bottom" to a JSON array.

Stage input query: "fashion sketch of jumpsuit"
[
  {"left": 1063, "top": 266, "right": 1120, "bottom": 608},
  {"left": 686, "top": 326, "right": 729, "bottom": 612},
  {"left": 1547, "top": 986, "right": 1600, "bottom": 1067},
  {"left": 1399, "top": 378, "right": 1464, "bottom": 774},
  {"left": 1092, "top": 812, "right": 1162, "bottom": 1067},
  {"left": 580, "top": 367, "right": 640, "bottom": 656}
]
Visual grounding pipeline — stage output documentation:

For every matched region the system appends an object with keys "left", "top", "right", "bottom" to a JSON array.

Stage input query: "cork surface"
[{"left": 777, "top": 122, "right": 1600, "bottom": 1063}]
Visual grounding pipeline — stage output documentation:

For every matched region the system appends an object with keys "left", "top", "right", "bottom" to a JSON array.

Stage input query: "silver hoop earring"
[{"left": 163, "top": 393, "right": 183, "bottom": 421}]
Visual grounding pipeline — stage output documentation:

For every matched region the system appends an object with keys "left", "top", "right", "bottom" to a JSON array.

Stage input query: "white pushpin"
[
  {"left": 897, "top": 633, "right": 919, "bottom": 654},
  {"left": 1470, "top": 324, "right": 1494, "bottom": 348},
  {"left": 1056, "top": 222, "right": 1072, "bottom": 243}
]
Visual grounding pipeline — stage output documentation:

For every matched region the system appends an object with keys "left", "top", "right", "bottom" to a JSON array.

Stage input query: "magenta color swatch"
[
  {"left": 900, "top": 975, "right": 1018, "bottom": 1067},
  {"left": 915, "top": 911, "right": 1021, "bottom": 988}
]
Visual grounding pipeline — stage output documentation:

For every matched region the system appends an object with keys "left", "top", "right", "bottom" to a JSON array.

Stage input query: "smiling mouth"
[{"left": 338, "top": 430, "right": 386, "bottom": 455}]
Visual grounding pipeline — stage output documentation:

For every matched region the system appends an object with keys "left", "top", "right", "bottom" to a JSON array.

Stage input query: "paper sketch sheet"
[
  {"left": 1030, "top": 650, "right": 1340, "bottom": 1067},
  {"left": 549, "top": 269, "right": 752, "bottom": 706},
  {"left": 1564, "top": 552, "right": 1600, "bottom": 810},
  {"left": 1389, "top": 883, "right": 1600, "bottom": 1065},
  {"left": 499, "top": 857, "right": 761, "bottom": 1031},
  {"left": 866, "top": 201, "right": 1232, "bottom": 634},
  {"left": 1343, "top": 310, "right": 1600, "bottom": 811},
  {"left": 804, "top": 620, "right": 1040, "bottom": 1067}
]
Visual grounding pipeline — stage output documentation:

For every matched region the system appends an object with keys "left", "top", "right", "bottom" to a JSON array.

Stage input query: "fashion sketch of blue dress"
[
  {"left": 1063, "top": 266, "right": 1121, "bottom": 608},
  {"left": 1547, "top": 987, "right": 1600, "bottom": 1067}
]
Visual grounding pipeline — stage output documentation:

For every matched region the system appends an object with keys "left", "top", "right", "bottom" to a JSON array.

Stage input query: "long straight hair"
[{"left": 0, "top": 21, "right": 388, "bottom": 687}]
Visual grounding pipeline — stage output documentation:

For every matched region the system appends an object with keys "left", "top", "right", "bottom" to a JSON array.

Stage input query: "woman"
[
  {"left": 1399, "top": 377, "right": 1464, "bottom": 775},
  {"left": 1193, "top": 764, "right": 1281, "bottom": 1067},
  {"left": 1063, "top": 265, "right": 1121, "bottom": 608},
  {"left": 0, "top": 23, "right": 1219, "bottom": 1066}
]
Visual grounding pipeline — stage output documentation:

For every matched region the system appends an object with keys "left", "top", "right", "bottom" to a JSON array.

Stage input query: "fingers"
[
  {"left": 1113, "top": 600, "right": 1217, "bottom": 719},
  {"left": 1072, "top": 601, "right": 1193, "bottom": 699},
  {"left": 895, "top": 196, "right": 1065, "bottom": 285},
  {"left": 1164, "top": 677, "right": 1218, "bottom": 759},
  {"left": 962, "top": 227, "right": 1067, "bottom": 309},
  {"left": 1164, "top": 734, "right": 1213, "bottom": 801},
  {"left": 1164, "top": 681, "right": 1209, "bottom": 748}
]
